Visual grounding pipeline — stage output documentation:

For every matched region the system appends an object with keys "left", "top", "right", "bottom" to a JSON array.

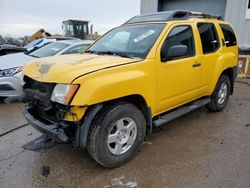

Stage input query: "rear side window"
[
  {"left": 63, "top": 44, "right": 89, "bottom": 54},
  {"left": 197, "top": 23, "right": 220, "bottom": 54},
  {"left": 220, "top": 24, "right": 237, "bottom": 47},
  {"left": 161, "top": 25, "right": 195, "bottom": 59}
]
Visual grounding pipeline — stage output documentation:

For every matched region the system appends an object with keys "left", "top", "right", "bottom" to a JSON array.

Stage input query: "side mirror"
[{"left": 161, "top": 45, "right": 188, "bottom": 62}]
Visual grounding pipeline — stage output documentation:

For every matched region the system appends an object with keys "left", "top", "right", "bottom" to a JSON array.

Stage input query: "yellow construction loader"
[
  {"left": 62, "top": 19, "right": 99, "bottom": 40},
  {"left": 30, "top": 20, "right": 99, "bottom": 41}
]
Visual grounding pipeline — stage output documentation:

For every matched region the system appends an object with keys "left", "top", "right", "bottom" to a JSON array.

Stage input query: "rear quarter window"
[{"left": 219, "top": 24, "right": 237, "bottom": 47}]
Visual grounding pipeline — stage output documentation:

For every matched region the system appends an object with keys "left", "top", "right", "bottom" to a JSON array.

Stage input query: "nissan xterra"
[{"left": 21, "top": 11, "right": 238, "bottom": 168}]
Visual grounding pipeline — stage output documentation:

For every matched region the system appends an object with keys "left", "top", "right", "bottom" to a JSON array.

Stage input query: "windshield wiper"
[
  {"left": 86, "top": 50, "right": 139, "bottom": 59},
  {"left": 85, "top": 50, "right": 99, "bottom": 54},
  {"left": 85, "top": 50, "right": 115, "bottom": 56},
  {"left": 114, "top": 52, "right": 137, "bottom": 59},
  {"left": 97, "top": 51, "right": 137, "bottom": 59},
  {"left": 96, "top": 51, "right": 114, "bottom": 55},
  {"left": 85, "top": 50, "right": 116, "bottom": 56}
]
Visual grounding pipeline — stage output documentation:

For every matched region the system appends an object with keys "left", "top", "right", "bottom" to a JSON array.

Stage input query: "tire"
[
  {"left": 87, "top": 102, "right": 146, "bottom": 168},
  {"left": 206, "top": 75, "right": 231, "bottom": 112}
]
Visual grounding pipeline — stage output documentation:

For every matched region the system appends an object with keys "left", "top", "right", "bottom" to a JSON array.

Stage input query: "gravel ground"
[{"left": 0, "top": 80, "right": 250, "bottom": 188}]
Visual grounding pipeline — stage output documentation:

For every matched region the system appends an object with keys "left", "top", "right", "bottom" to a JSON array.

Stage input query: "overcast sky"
[{"left": 0, "top": 0, "right": 140, "bottom": 37}]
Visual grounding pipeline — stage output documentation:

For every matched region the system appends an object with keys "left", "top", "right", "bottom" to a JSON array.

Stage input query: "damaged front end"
[{"left": 21, "top": 76, "right": 86, "bottom": 143}]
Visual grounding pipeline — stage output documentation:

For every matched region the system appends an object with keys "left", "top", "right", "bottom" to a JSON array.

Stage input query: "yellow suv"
[{"left": 22, "top": 11, "right": 238, "bottom": 168}]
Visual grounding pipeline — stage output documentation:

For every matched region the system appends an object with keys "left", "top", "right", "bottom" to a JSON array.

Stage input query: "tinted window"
[
  {"left": 161, "top": 25, "right": 195, "bottom": 60},
  {"left": 197, "top": 23, "right": 219, "bottom": 54},
  {"left": 220, "top": 24, "right": 237, "bottom": 47}
]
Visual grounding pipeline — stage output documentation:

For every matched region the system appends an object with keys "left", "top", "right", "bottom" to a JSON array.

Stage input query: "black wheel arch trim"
[
  {"left": 75, "top": 103, "right": 152, "bottom": 148},
  {"left": 231, "top": 65, "right": 238, "bottom": 95},
  {"left": 75, "top": 104, "right": 103, "bottom": 148},
  {"left": 219, "top": 65, "right": 238, "bottom": 95}
]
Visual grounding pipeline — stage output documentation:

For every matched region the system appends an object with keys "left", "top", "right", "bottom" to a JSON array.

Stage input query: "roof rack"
[
  {"left": 124, "top": 10, "right": 223, "bottom": 24},
  {"left": 185, "top": 11, "right": 223, "bottom": 20}
]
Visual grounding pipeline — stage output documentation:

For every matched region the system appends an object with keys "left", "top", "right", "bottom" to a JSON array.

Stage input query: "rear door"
[{"left": 196, "top": 22, "right": 221, "bottom": 91}]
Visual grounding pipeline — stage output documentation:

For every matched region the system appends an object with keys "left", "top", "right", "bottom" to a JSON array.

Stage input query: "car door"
[
  {"left": 196, "top": 22, "right": 221, "bottom": 92},
  {"left": 156, "top": 23, "right": 203, "bottom": 113}
]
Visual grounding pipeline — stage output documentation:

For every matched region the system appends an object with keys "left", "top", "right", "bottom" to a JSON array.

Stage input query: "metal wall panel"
[
  {"left": 140, "top": 0, "right": 250, "bottom": 47},
  {"left": 140, "top": 0, "right": 158, "bottom": 14},
  {"left": 225, "top": 0, "right": 250, "bottom": 47},
  {"left": 160, "top": 0, "right": 226, "bottom": 17}
]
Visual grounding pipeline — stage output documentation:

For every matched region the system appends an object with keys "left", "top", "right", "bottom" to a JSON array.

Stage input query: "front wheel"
[
  {"left": 87, "top": 102, "right": 146, "bottom": 168},
  {"left": 206, "top": 75, "right": 231, "bottom": 112}
]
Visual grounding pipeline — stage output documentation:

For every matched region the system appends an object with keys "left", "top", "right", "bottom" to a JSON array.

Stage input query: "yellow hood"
[{"left": 23, "top": 54, "right": 140, "bottom": 83}]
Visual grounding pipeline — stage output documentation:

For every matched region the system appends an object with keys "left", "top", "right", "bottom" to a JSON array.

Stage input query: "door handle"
[{"left": 193, "top": 63, "right": 201, "bottom": 68}]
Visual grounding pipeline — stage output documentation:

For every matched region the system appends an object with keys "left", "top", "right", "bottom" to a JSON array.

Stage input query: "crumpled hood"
[
  {"left": 0, "top": 53, "right": 34, "bottom": 70},
  {"left": 23, "top": 54, "right": 140, "bottom": 83}
]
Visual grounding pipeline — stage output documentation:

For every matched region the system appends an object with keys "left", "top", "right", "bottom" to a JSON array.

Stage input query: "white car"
[
  {"left": 24, "top": 37, "right": 78, "bottom": 52},
  {"left": 0, "top": 40, "right": 93, "bottom": 102}
]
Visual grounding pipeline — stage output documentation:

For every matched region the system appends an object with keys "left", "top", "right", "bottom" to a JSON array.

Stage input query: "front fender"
[{"left": 70, "top": 63, "right": 156, "bottom": 109}]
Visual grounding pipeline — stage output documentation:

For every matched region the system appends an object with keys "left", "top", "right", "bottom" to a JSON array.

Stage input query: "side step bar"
[{"left": 153, "top": 97, "right": 211, "bottom": 127}]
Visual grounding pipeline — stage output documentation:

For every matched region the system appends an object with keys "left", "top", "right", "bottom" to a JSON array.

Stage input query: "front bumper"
[
  {"left": 0, "top": 75, "right": 22, "bottom": 98},
  {"left": 22, "top": 104, "right": 69, "bottom": 143}
]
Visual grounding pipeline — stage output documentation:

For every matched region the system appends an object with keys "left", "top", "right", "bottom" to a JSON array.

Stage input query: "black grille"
[
  {"left": 23, "top": 76, "right": 55, "bottom": 108},
  {"left": 0, "top": 84, "right": 14, "bottom": 91},
  {"left": 23, "top": 76, "right": 55, "bottom": 95},
  {"left": 23, "top": 76, "right": 65, "bottom": 123}
]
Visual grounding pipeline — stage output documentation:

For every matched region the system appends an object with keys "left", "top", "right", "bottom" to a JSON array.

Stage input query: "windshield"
[
  {"left": 29, "top": 42, "right": 69, "bottom": 58},
  {"left": 87, "top": 24, "right": 165, "bottom": 59}
]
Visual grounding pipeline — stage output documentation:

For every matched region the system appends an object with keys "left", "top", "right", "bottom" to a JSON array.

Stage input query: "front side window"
[
  {"left": 197, "top": 23, "right": 220, "bottom": 54},
  {"left": 87, "top": 24, "right": 165, "bottom": 59},
  {"left": 29, "top": 42, "right": 69, "bottom": 58},
  {"left": 220, "top": 24, "right": 237, "bottom": 47},
  {"left": 161, "top": 25, "right": 195, "bottom": 60}
]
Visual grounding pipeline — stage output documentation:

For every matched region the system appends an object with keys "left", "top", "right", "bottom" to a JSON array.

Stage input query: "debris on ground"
[
  {"left": 22, "top": 136, "right": 55, "bottom": 153},
  {"left": 104, "top": 175, "right": 137, "bottom": 188},
  {"left": 27, "top": 132, "right": 32, "bottom": 136},
  {"left": 42, "top": 165, "right": 50, "bottom": 177},
  {"left": 143, "top": 141, "right": 152, "bottom": 145},
  {"left": 245, "top": 124, "right": 250, "bottom": 127}
]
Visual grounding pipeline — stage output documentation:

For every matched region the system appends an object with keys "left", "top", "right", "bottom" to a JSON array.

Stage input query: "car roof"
[
  {"left": 52, "top": 40, "right": 94, "bottom": 46},
  {"left": 45, "top": 36, "right": 78, "bottom": 40}
]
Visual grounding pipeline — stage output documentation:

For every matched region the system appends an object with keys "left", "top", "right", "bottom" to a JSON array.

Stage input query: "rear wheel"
[
  {"left": 87, "top": 102, "right": 146, "bottom": 168},
  {"left": 206, "top": 75, "right": 231, "bottom": 112}
]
